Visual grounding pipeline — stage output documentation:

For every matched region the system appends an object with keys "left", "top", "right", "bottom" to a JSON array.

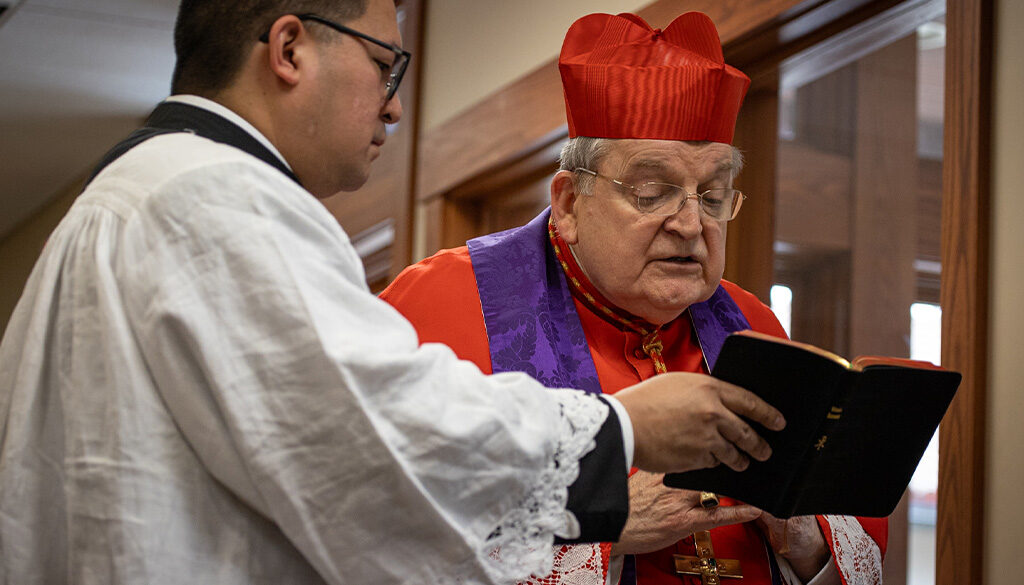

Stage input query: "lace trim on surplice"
[
  {"left": 484, "top": 390, "right": 610, "bottom": 583},
  {"left": 821, "top": 516, "right": 883, "bottom": 585},
  {"left": 517, "top": 543, "right": 608, "bottom": 585}
]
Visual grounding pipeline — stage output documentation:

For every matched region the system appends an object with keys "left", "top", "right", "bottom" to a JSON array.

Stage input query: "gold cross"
[
  {"left": 674, "top": 530, "right": 743, "bottom": 585},
  {"left": 815, "top": 435, "right": 828, "bottom": 451}
]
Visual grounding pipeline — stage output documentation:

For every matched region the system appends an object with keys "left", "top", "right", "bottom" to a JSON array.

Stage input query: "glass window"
[{"left": 773, "top": 13, "right": 946, "bottom": 585}]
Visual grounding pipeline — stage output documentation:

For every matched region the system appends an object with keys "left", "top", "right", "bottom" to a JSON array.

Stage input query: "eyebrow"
[
  {"left": 627, "top": 157, "right": 736, "bottom": 180},
  {"left": 628, "top": 159, "right": 674, "bottom": 175}
]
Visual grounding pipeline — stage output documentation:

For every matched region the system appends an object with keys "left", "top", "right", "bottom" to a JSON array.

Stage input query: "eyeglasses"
[
  {"left": 259, "top": 13, "right": 411, "bottom": 102},
  {"left": 574, "top": 168, "right": 746, "bottom": 221}
]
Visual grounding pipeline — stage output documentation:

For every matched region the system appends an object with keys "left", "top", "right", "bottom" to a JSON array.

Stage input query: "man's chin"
[
  {"left": 316, "top": 170, "right": 372, "bottom": 198},
  {"left": 638, "top": 299, "right": 693, "bottom": 324},
  {"left": 641, "top": 288, "right": 718, "bottom": 323},
  {"left": 693, "top": 285, "right": 719, "bottom": 304},
  {"left": 297, "top": 167, "right": 370, "bottom": 198}
]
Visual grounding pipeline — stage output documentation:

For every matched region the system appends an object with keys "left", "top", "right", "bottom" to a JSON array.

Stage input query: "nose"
[
  {"left": 381, "top": 94, "right": 404, "bottom": 124},
  {"left": 662, "top": 196, "right": 703, "bottom": 238}
]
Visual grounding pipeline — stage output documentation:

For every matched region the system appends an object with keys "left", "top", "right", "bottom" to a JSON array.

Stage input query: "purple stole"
[
  {"left": 467, "top": 209, "right": 751, "bottom": 383},
  {"left": 468, "top": 209, "right": 780, "bottom": 585}
]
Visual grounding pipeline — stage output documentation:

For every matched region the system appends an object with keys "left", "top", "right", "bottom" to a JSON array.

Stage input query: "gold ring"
[{"left": 700, "top": 492, "right": 720, "bottom": 509}]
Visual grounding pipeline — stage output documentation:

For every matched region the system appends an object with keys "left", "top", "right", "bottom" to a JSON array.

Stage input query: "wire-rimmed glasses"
[{"left": 575, "top": 168, "right": 746, "bottom": 221}]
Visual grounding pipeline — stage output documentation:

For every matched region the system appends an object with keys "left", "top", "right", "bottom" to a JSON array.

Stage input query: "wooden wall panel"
[
  {"left": 778, "top": 250, "right": 851, "bottom": 354},
  {"left": 727, "top": 72, "right": 780, "bottom": 303},
  {"left": 936, "top": 0, "right": 992, "bottom": 583},
  {"left": 848, "top": 35, "right": 917, "bottom": 358},
  {"left": 775, "top": 141, "right": 852, "bottom": 251}
]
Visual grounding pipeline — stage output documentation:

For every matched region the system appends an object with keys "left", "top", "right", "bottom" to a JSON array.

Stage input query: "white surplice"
[{"left": 0, "top": 130, "right": 609, "bottom": 585}]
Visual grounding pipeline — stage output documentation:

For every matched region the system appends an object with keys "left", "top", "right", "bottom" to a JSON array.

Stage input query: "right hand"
[
  {"left": 614, "top": 372, "right": 784, "bottom": 473},
  {"left": 610, "top": 471, "right": 762, "bottom": 556}
]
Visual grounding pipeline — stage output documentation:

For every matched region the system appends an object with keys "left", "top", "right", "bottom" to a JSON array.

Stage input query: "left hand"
[
  {"left": 610, "top": 471, "right": 762, "bottom": 556},
  {"left": 756, "top": 512, "right": 830, "bottom": 582}
]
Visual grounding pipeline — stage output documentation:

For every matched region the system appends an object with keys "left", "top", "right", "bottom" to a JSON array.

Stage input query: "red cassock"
[{"left": 381, "top": 246, "right": 888, "bottom": 585}]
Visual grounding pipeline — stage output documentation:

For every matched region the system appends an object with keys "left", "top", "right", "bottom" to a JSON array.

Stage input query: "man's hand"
[
  {"left": 614, "top": 372, "right": 785, "bottom": 473},
  {"left": 610, "top": 471, "right": 761, "bottom": 556},
  {"left": 757, "top": 513, "right": 830, "bottom": 582}
]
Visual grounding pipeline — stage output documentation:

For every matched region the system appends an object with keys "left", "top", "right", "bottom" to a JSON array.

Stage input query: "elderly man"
[
  {"left": 382, "top": 11, "right": 886, "bottom": 585},
  {"left": 0, "top": 2, "right": 789, "bottom": 584}
]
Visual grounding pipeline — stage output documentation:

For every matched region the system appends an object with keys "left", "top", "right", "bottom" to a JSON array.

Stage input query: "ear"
[
  {"left": 264, "top": 15, "right": 310, "bottom": 87},
  {"left": 550, "top": 170, "right": 581, "bottom": 244}
]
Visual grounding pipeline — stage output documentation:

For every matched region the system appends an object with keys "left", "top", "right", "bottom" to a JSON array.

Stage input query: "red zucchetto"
[{"left": 558, "top": 12, "right": 750, "bottom": 144}]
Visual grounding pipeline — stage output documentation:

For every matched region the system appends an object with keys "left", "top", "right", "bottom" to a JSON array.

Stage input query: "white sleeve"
[
  {"left": 803, "top": 556, "right": 842, "bottom": 585},
  {"left": 118, "top": 161, "right": 610, "bottom": 585},
  {"left": 774, "top": 514, "right": 881, "bottom": 585},
  {"left": 773, "top": 553, "right": 843, "bottom": 585}
]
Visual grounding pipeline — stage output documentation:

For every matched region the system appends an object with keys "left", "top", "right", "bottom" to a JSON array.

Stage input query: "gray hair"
[
  {"left": 558, "top": 137, "right": 745, "bottom": 194},
  {"left": 558, "top": 137, "right": 610, "bottom": 193}
]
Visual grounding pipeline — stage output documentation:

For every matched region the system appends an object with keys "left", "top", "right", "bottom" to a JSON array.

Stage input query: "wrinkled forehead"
[{"left": 601, "top": 139, "right": 737, "bottom": 181}]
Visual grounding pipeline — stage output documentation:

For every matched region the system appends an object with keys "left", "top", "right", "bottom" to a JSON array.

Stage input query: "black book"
[{"left": 664, "top": 330, "right": 961, "bottom": 518}]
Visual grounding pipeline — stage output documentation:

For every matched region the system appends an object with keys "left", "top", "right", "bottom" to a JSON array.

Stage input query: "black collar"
[{"left": 87, "top": 101, "right": 301, "bottom": 187}]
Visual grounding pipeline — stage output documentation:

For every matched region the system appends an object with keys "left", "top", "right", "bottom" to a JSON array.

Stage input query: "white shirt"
[
  {"left": 0, "top": 125, "right": 611, "bottom": 584},
  {"left": 162, "top": 94, "right": 639, "bottom": 473},
  {"left": 164, "top": 94, "right": 636, "bottom": 476}
]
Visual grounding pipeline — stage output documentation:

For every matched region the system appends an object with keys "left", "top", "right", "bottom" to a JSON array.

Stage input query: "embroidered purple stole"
[
  {"left": 467, "top": 209, "right": 751, "bottom": 382},
  {"left": 467, "top": 210, "right": 601, "bottom": 393}
]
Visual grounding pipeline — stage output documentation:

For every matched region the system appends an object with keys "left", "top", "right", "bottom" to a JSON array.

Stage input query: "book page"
[
  {"left": 735, "top": 330, "right": 852, "bottom": 369},
  {"left": 850, "top": 356, "right": 943, "bottom": 371}
]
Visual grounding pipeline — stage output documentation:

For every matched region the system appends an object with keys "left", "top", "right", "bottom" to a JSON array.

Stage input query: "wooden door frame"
[
  {"left": 412, "top": 1, "right": 992, "bottom": 582},
  {"left": 937, "top": 0, "right": 991, "bottom": 583}
]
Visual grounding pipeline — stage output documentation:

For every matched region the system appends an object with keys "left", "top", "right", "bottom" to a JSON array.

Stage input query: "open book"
[{"left": 664, "top": 330, "right": 961, "bottom": 518}]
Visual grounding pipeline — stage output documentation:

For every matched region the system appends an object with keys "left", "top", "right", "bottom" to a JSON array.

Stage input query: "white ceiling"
[{"left": 0, "top": 0, "right": 178, "bottom": 239}]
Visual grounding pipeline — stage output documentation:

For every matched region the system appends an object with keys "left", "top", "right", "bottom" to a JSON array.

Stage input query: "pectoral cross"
[{"left": 674, "top": 530, "right": 743, "bottom": 585}]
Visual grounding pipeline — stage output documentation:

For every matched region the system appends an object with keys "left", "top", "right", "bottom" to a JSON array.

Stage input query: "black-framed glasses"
[
  {"left": 575, "top": 168, "right": 746, "bottom": 221},
  {"left": 259, "top": 13, "right": 411, "bottom": 102}
]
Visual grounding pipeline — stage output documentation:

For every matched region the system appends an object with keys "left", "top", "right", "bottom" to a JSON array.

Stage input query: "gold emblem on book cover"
[{"left": 815, "top": 435, "right": 828, "bottom": 451}]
